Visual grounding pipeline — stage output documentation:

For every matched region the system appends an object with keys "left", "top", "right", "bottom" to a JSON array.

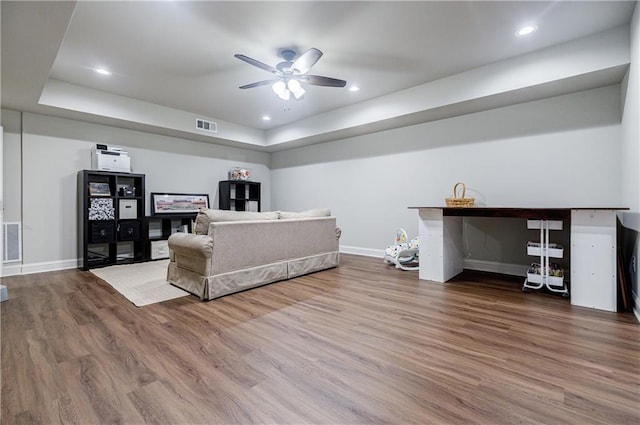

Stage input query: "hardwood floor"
[{"left": 2, "top": 254, "right": 638, "bottom": 424}]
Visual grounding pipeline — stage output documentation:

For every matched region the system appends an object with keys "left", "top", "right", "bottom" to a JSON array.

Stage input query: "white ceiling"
[{"left": 1, "top": 1, "right": 636, "bottom": 151}]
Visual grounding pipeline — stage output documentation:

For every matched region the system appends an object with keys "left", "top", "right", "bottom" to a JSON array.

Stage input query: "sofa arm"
[{"left": 168, "top": 233, "right": 214, "bottom": 259}]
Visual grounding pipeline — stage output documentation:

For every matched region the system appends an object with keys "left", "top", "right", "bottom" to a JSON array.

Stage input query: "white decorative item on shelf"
[{"left": 229, "top": 167, "right": 251, "bottom": 181}]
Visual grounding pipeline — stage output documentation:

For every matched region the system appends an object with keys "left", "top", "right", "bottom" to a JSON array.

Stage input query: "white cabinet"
[{"left": 570, "top": 210, "right": 617, "bottom": 311}]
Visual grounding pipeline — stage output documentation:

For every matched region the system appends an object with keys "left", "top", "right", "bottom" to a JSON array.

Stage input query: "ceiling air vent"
[{"left": 195, "top": 118, "right": 217, "bottom": 133}]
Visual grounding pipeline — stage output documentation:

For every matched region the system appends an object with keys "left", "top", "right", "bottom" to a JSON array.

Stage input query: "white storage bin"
[
  {"left": 151, "top": 240, "right": 169, "bottom": 260},
  {"left": 527, "top": 262, "right": 565, "bottom": 287},
  {"left": 527, "top": 219, "right": 563, "bottom": 230},
  {"left": 119, "top": 199, "right": 138, "bottom": 219},
  {"left": 526, "top": 272, "right": 565, "bottom": 287},
  {"left": 526, "top": 242, "right": 564, "bottom": 258}
]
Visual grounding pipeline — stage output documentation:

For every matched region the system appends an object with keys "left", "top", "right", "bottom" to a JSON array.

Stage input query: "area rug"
[{"left": 90, "top": 260, "right": 190, "bottom": 307}]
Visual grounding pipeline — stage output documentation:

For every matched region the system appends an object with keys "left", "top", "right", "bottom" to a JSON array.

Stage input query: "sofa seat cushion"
[{"left": 194, "top": 209, "right": 278, "bottom": 234}]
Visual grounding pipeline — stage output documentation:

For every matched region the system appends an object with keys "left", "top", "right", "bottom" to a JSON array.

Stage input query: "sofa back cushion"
[
  {"left": 278, "top": 208, "right": 331, "bottom": 220},
  {"left": 194, "top": 209, "right": 278, "bottom": 235}
]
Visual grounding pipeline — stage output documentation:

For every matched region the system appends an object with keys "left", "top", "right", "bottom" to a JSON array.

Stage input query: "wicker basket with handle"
[{"left": 445, "top": 182, "right": 475, "bottom": 207}]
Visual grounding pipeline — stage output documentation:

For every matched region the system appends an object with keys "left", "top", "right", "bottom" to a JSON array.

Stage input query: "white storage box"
[
  {"left": 526, "top": 242, "right": 564, "bottom": 258},
  {"left": 526, "top": 272, "right": 565, "bottom": 287},
  {"left": 527, "top": 219, "right": 563, "bottom": 230},
  {"left": 119, "top": 199, "right": 138, "bottom": 219},
  {"left": 527, "top": 262, "right": 565, "bottom": 287},
  {"left": 151, "top": 240, "right": 169, "bottom": 260}
]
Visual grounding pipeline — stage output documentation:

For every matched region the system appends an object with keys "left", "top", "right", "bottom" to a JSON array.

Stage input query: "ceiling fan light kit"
[{"left": 235, "top": 47, "right": 347, "bottom": 101}]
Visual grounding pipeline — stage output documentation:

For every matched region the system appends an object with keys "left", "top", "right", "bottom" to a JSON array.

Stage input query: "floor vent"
[
  {"left": 3, "top": 222, "right": 22, "bottom": 262},
  {"left": 195, "top": 118, "right": 217, "bottom": 133}
]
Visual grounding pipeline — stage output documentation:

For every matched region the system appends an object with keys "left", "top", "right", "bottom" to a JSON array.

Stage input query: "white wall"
[
  {"left": 12, "top": 112, "right": 270, "bottom": 274},
  {"left": 620, "top": 2, "right": 639, "bottom": 316},
  {"left": 271, "top": 85, "right": 622, "bottom": 261},
  {"left": 2, "top": 109, "right": 21, "bottom": 222},
  {"left": 2, "top": 82, "right": 627, "bottom": 275},
  {"left": 622, "top": 4, "right": 640, "bottom": 213}
]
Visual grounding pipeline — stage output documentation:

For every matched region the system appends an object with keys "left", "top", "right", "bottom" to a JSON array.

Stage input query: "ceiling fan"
[{"left": 234, "top": 47, "right": 347, "bottom": 101}]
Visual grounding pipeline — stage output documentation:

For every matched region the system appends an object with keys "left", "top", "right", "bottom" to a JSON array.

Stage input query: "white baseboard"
[
  {"left": 2, "top": 258, "right": 80, "bottom": 276},
  {"left": 463, "top": 259, "right": 528, "bottom": 277},
  {"left": 1, "top": 263, "right": 22, "bottom": 277},
  {"left": 340, "top": 246, "right": 384, "bottom": 258},
  {"left": 634, "top": 291, "right": 640, "bottom": 323},
  {"left": 339, "top": 246, "right": 528, "bottom": 278}
]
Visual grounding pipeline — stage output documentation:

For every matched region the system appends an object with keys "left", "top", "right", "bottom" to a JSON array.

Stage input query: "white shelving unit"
[{"left": 523, "top": 219, "right": 569, "bottom": 297}]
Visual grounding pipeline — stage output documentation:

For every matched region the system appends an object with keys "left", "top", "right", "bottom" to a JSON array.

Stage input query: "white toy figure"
[{"left": 383, "top": 228, "right": 419, "bottom": 271}]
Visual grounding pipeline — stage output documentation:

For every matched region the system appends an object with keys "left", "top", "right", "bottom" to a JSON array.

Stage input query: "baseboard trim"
[
  {"left": 463, "top": 259, "right": 528, "bottom": 277},
  {"left": 4, "top": 259, "right": 80, "bottom": 276},
  {"left": 339, "top": 246, "right": 528, "bottom": 278},
  {"left": 1, "top": 263, "right": 22, "bottom": 277},
  {"left": 634, "top": 291, "right": 640, "bottom": 323},
  {"left": 340, "top": 246, "right": 384, "bottom": 258}
]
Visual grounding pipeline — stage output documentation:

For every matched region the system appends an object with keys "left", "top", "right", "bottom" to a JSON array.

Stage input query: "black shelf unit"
[
  {"left": 218, "top": 180, "right": 261, "bottom": 211},
  {"left": 78, "top": 170, "right": 146, "bottom": 270},
  {"left": 145, "top": 214, "right": 196, "bottom": 260}
]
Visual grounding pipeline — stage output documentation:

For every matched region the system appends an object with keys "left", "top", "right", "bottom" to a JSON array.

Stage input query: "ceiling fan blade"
[
  {"left": 234, "top": 54, "right": 281, "bottom": 75},
  {"left": 301, "top": 75, "right": 347, "bottom": 87},
  {"left": 292, "top": 48, "right": 323, "bottom": 74},
  {"left": 239, "top": 79, "right": 280, "bottom": 89}
]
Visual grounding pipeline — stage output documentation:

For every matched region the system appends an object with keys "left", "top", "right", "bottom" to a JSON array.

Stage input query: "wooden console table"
[{"left": 409, "top": 207, "right": 628, "bottom": 312}]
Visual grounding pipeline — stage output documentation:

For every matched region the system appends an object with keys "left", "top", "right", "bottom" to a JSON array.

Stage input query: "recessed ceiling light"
[
  {"left": 349, "top": 85, "right": 360, "bottom": 92},
  {"left": 516, "top": 25, "right": 537, "bottom": 37},
  {"left": 94, "top": 68, "right": 112, "bottom": 76},
  {"left": 262, "top": 115, "right": 271, "bottom": 121}
]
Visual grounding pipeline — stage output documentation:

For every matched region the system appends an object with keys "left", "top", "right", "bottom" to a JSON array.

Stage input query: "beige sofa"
[{"left": 167, "top": 209, "right": 341, "bottom": 300}]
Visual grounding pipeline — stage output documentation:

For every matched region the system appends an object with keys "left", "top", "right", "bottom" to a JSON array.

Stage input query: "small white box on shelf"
[
  {"left": 151, "top": 240, "right": 169, "bottom": 259},
  {"left": 119, "top": 199, "right": 138, "bottom": 219}
]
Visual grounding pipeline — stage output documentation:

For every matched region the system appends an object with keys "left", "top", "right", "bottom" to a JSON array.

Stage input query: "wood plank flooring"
[{"left": 2, "top": 254, "right": 638, "bottom": 424}]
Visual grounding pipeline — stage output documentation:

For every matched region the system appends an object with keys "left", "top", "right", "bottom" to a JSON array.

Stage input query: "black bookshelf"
[
  {"left": 218, "top": 180, "right": 261, "bottom": 211},
  {"left": 77, "top": 170, "right": 146, "bottom": 270}
]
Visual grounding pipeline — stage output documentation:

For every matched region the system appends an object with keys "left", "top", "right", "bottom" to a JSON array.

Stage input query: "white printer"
[{"left": 91, "top": 144, "right": 131, "bottom": 173}]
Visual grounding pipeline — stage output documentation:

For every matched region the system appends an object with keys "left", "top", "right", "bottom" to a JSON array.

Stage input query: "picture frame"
[
  {"left": 151, "top": 193, "right": 209, "bottom": 215},
  {"left": 88, "top": 182, "right": 112, "bottom": 196}
]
